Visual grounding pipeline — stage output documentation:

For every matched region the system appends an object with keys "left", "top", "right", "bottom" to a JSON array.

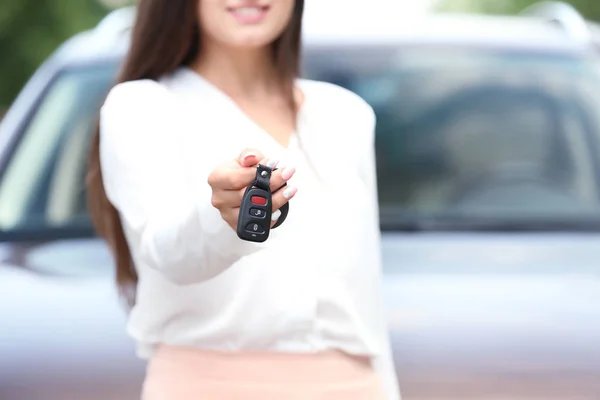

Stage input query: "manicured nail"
[
  {"left": 281, "top": 167, "right": 296, "bottom": 181},
  {"left": 283, "top": 187, "right": 297, "bottom": 199},
  {"left": 271, "top": 209, "right": 281, "bottom": 221},
  {"left": 266, "top": 159, "right": 279, "bottom": 168},
  {"left": 243, "top": 152, "right": 257, "bottom": 162}
]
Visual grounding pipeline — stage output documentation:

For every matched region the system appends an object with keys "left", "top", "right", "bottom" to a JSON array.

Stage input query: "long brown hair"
[{"left": 87, "top": 0, "right": 305, "bottom": 307}]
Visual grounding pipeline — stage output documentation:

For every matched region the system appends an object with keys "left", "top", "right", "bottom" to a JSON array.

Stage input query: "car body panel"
[
  {"left": 382, "top": 233, "right": 600, "bottom": 398},
  {"left": 0, "top": 240, "right": 144, "bottom": 400},
  {"left": 2, "top": 234, "right": 600, "bottom": 398}
]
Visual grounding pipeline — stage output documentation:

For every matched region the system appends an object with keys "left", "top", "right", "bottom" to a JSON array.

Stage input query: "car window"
[
  {"left": 304, "top": 47, "right": 600, "bottom": 230},
  {"left": 0, "top": 64, "right": 117, "bottom": 232},
  {"left": 4, "top": 46, "right": 600, "bottom": 236}
]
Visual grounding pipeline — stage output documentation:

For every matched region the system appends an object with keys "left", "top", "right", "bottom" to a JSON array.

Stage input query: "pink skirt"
[{"left": 142, "top": 345, "right": 386, "bottom": 400}]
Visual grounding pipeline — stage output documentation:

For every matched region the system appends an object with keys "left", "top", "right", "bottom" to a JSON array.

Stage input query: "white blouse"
[{"left": 99, "top": 67, "right": 400, "bottom": 399}]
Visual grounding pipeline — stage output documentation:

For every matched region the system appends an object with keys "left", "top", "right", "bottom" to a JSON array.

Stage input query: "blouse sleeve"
[
  {"left": 360, "top": 106, "right": 402, "bottom": 400},
  {"left": 99, "top": 80, "right": 263, "bottom": 285}
]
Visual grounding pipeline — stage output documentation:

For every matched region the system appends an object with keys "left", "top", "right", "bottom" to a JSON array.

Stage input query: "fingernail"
[
  {"left": 266, "top": 159, "right": 279, "bottom": 168},
  {"left": 271, "top": 209, "right": 281, "bottom": 221},
  {"left": 281, "top": 167, "right": 296, "bottom": 181},
  {"left": 243, "top": 152, "right": 257, "bottom": 162},
  {"left": 283, "top": 187, "right": 297, "bottom": 199}
]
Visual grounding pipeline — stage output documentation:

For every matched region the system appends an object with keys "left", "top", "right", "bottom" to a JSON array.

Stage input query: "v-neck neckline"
[{"left": 178, "top": 67, "right": 307, "bottom": 151}]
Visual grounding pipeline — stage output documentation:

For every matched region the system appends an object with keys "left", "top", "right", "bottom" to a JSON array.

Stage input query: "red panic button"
[{"left": 251, "top": 196, "right": 267, "bottom": 205}]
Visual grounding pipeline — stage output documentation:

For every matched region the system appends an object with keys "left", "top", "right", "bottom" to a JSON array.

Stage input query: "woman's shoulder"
[
  {"left": 99, "top": 78, "right": 190, "bottom": 145},
  {"left": 103, "top": 79, "right": 173, "bottom": 113},
  {"left": 298, "top": 79, "right": 375, "bottom": 124}
]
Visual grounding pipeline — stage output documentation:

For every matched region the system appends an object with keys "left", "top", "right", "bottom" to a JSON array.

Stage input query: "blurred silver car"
[{"left": 2, "top": 2, "right": 600, "bottom": 399}]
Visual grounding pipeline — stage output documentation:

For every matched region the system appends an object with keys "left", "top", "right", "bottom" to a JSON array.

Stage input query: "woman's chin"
[{"left": 226, "top": 32, "right": 280, "bottom": 50}]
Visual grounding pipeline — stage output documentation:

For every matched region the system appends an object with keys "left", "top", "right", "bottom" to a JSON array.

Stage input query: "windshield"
[
  {"left": 3, "top": 46, "right": 600, "bottom": 235},
  {"left": 0, "top": 64, "right": 117, "bottom": 233},
  {"left": 305, "top": 46, "right": 600, "bottom": 230}
]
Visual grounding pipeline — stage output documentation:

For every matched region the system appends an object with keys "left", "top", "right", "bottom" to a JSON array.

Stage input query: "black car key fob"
[{"left": 236, "top": 164, "right": 289, "bottom": 242}]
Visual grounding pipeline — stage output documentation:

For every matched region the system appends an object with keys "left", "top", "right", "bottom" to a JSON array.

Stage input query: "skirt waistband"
[{"left": 150, "top": 345, "right": 374, "bottom": 384}]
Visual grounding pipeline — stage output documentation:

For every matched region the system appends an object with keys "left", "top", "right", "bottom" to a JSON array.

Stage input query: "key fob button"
[
  {"left": 250, "top": 208, "right": 265, "bottom": 218},
  {"left": 245, "top": 222, "right": 265, "bottom": 234},
  {"left": 251, "top": 196, "right": 267, "bottom": 205}
]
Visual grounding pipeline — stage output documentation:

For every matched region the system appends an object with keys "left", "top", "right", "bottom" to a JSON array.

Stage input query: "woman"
[{"left": 87, "top": 0, "right": 400, "bottom": 399}]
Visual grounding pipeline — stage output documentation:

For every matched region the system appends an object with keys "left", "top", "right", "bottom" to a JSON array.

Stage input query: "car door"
[{"left": 0, "top": 62, "right": 146, "bottom": 400}]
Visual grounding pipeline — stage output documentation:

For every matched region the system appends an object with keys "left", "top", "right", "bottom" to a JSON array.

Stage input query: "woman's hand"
[{"left": 207, "top": 148, "right": 297, "bottom": 230}]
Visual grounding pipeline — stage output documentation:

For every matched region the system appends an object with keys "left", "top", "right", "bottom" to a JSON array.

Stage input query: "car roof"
[{"left": 52, "top": 3, "right": 599, "bottom": 67}]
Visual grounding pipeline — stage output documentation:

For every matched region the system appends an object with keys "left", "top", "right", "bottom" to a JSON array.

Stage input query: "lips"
[
  {"left": 227, "top": 4, "right": 270, "bottom": 23},
  {"left": 228, "top": 5, "right": 269, "bottom": 15}
]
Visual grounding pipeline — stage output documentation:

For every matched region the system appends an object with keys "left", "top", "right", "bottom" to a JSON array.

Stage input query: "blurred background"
[
  {"left": 3, "top": 0, "right": 598, "bottom": 118},
  {"left": 2, "top": 0, "right": 600, "bottom": 399}
]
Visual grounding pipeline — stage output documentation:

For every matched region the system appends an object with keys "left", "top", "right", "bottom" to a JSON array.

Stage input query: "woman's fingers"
[
  {"left": 268, "top": 184, "right": 297, "bottom": 227},
  {"left": 210, "top": 188, "right": 245, "bottom": 209},
  {"left": 271, "top": 185, "right": 297, "bottom": 214},
  {"left": 214, "top": 181, "right": 296, "bottom": 213},
  {"left": 269, "top": 208, "right": 284, "bottom": 228},
  {"left": 210, "top": 163, "right": 295, "bottom": 206},
  {"left": 213, "top": 182, "right": 297, "bottom": 211},
  {"left": 214, "top": 184, "right": 297, "bottom": 230},
  {"left": 208, "top": 148, "right": 264, "bottom": 191},
  {"left": 208, "top": 149, "right": 299, "bottom": 231},
  {"left": 269, "top": 165, "right": 296, "bottom": 192},
  {"left": 256, "top": 158, "right": 295, "bottom": 191},
  {"left": 237, "top": 148, "right": 264, "bottom": 167},
  {"left": 209, "top": 150, "right": 297, "bottom": 231},
  {"left": 210, "top": 154, "right": 292, "bottom": 191},
  {"left": 208, "top": 167, "right": 255, "bottom": 190}
]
